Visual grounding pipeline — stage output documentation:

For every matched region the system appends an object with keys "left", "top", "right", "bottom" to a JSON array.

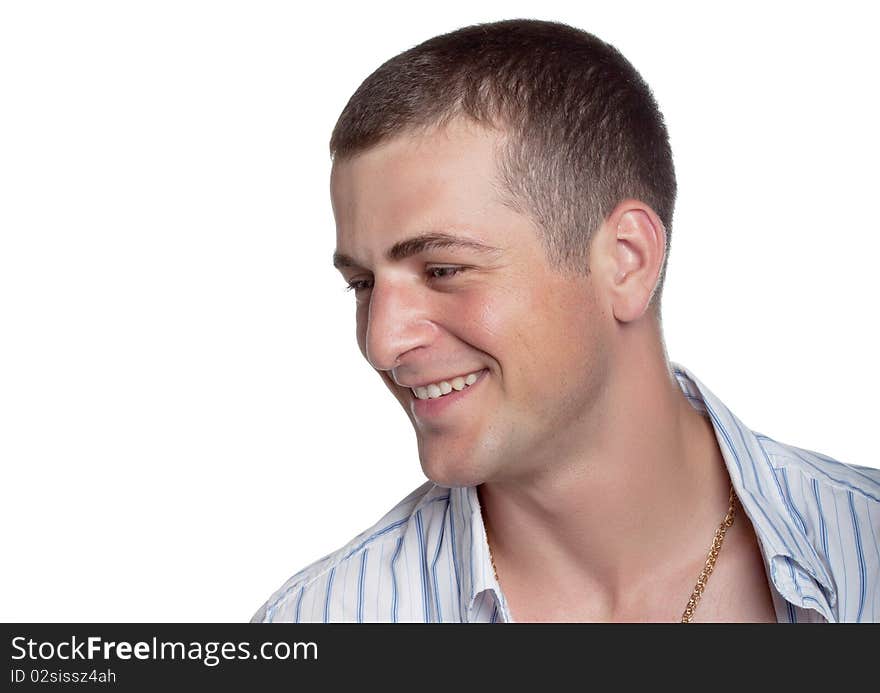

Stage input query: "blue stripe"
[
  {"left": 787, "top": 600, "right": 796, "bottom": 623},
  {"left": 294, "top": 585, "right": 305, "bottom": 623},
  {"left": 831, "top": 492, "right": 847, "bottom": 618},
  {"left": 847, "top": 492, "right": 866, "bottom": 622},
  {"left": 726, "top": 411, "right": 765, "bottom": 494},
  {"left": 778, "top": 467, "right": 808, "bottom": 535},
  {"left": 769, "top": 559, "right": 783, "bottom": 617},
  {"left": 449, "top": 500, "right": 462, "bottom": 612},
  {"left": 390, "top": 536, "right": 404, "bottom": 623},
  {"left": 340, "top": 557, "right": 348, "bottom": 617},
  {"left": 802, "top": 595, "right": 825, "bottom": 615},
  {"left": 427, "top": 494, "right": 452, "bottom": 504},
  {"left": 811, "top": 479, "right": 830, "bottom": 559},
  {"left": 465, "top": 489, "right": 476, "bottom": 607},
  {"left": 323, "top": 567, "right": 336, "bottom": 623},
  {"left": 342, "top": 517, "right": 409, "bottom": 560},
  {"left": 415, "top": 510, "right": 430, "bottom": 622},
  {"left": 357, "top": 549, "right": 368, "bottom": 623},
  {"left": 376, "top": 543, "right": 384, "bottom": 620},
  {"left": 786, "top": 558, "right": 805, "bottom": 604},
  {"left": 430, "top": 509, "right": 447, "bottom": 623}
]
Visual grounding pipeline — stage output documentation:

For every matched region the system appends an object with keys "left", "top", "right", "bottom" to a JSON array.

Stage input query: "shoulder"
[
  {"left": 250, "top": 480, "right": 447, "bottom": 623},
  {"left": 754, "top": 433, "right": 880, "bottom": 502},
  {"left": 753, "top": 436, "right": 880, "bottom": 621}
]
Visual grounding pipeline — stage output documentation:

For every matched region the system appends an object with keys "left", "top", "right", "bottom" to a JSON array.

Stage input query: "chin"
[{"left": 418, "top": 450, "right": 489, "bottom": 488}]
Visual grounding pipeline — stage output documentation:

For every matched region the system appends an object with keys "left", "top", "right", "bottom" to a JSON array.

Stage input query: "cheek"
[
  {"left": 451, "top": 287, "right": 544, "bottom": 365},
  {"left": 459, "top": 282, "right": 603, "bottom": 382}
]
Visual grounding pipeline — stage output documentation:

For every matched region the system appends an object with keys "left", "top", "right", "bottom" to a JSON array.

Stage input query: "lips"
[
  {"left": 409, "top": 368, "right": 488, "bottom": 418},
  {"left": 410, "top": 370, "right": 483, "bottom": 400}
]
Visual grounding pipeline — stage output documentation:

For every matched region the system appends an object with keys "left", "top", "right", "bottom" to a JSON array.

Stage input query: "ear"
[{"left": 593, "top": 200, "right": 666, "bottom": 323}]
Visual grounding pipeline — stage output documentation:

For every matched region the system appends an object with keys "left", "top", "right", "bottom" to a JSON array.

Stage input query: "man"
[{"left": 252, "top": 19, "right": 880, "bottom": 623}]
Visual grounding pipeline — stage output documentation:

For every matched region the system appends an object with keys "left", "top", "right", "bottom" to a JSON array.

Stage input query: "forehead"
[{"left": 330, "top": 120, "right": 516, "bottom": 256}]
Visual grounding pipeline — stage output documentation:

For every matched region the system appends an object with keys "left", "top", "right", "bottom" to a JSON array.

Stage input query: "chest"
[{"left": 502, "top": 524, "right": 779, "bottom": 623}]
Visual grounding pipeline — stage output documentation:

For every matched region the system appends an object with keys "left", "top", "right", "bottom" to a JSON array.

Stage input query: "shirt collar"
[
  {"left": 449, "top": 363, "right": 837, "bottom": 621},
  {"left": 671, "top": 362, "right": 836, "bottom": 619},
  {"left": 449, "top": 485, "right": 509, "bottom": 622}
]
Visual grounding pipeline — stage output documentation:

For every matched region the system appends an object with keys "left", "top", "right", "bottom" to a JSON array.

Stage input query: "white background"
[{"left": 1, "top": 1, "right": 877, "bottom": 622}]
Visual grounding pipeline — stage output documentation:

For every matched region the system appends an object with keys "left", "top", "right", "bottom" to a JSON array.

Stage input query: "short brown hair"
[{"left": 330, "top": 19, "right": 677, "bottom": 308}]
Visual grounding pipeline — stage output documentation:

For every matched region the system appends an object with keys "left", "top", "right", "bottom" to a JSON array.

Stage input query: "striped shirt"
[{"left": 251, "top": 363, "right": 880, "bottom": 623}]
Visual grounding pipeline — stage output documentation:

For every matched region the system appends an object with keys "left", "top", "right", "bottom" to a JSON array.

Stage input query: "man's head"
[
  {"left": 330, "top": 20, "right": 675, "bottom": 486},
  {"left": 331, "top": 19, "right": 676, "bottom": 303}
]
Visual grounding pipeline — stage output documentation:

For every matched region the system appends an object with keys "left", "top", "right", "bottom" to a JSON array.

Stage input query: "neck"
[{"left": 477, "top": 324, "right": 733, "bottom": 615}]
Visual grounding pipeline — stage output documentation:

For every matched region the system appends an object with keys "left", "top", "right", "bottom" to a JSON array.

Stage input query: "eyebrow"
[{"left": 332, "top": 232, "right": 502, "bottom": 270}]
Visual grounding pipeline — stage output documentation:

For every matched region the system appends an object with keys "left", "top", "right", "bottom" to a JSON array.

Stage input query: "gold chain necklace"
[{"left": 484, "top": 482, "right": 737, "bottom": 623}]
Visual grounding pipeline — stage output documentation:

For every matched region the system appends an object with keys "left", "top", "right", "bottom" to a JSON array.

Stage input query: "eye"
[
  {"left": 427, "top": 266, "right": 467, "bottom": 280},
  {"left": 343, "top": 266, "right": 468, "bottom": 294},
  {"left": 343, "top": 278, "right": 373, "bottom": 293}
]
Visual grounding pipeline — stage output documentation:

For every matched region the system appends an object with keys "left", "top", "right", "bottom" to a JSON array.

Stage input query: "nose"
[{"left": 362, "top": 279, "right": 436, "bottom": 372}]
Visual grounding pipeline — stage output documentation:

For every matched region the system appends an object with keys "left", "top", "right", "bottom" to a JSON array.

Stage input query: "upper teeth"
[{"left": 412, "top": 371, "right": 481, "bottom": 400}]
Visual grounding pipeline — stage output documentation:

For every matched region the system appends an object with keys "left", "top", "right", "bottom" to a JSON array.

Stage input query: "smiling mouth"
[{"left": 409, "top": 370, "right": 485, "bottom": 400}]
